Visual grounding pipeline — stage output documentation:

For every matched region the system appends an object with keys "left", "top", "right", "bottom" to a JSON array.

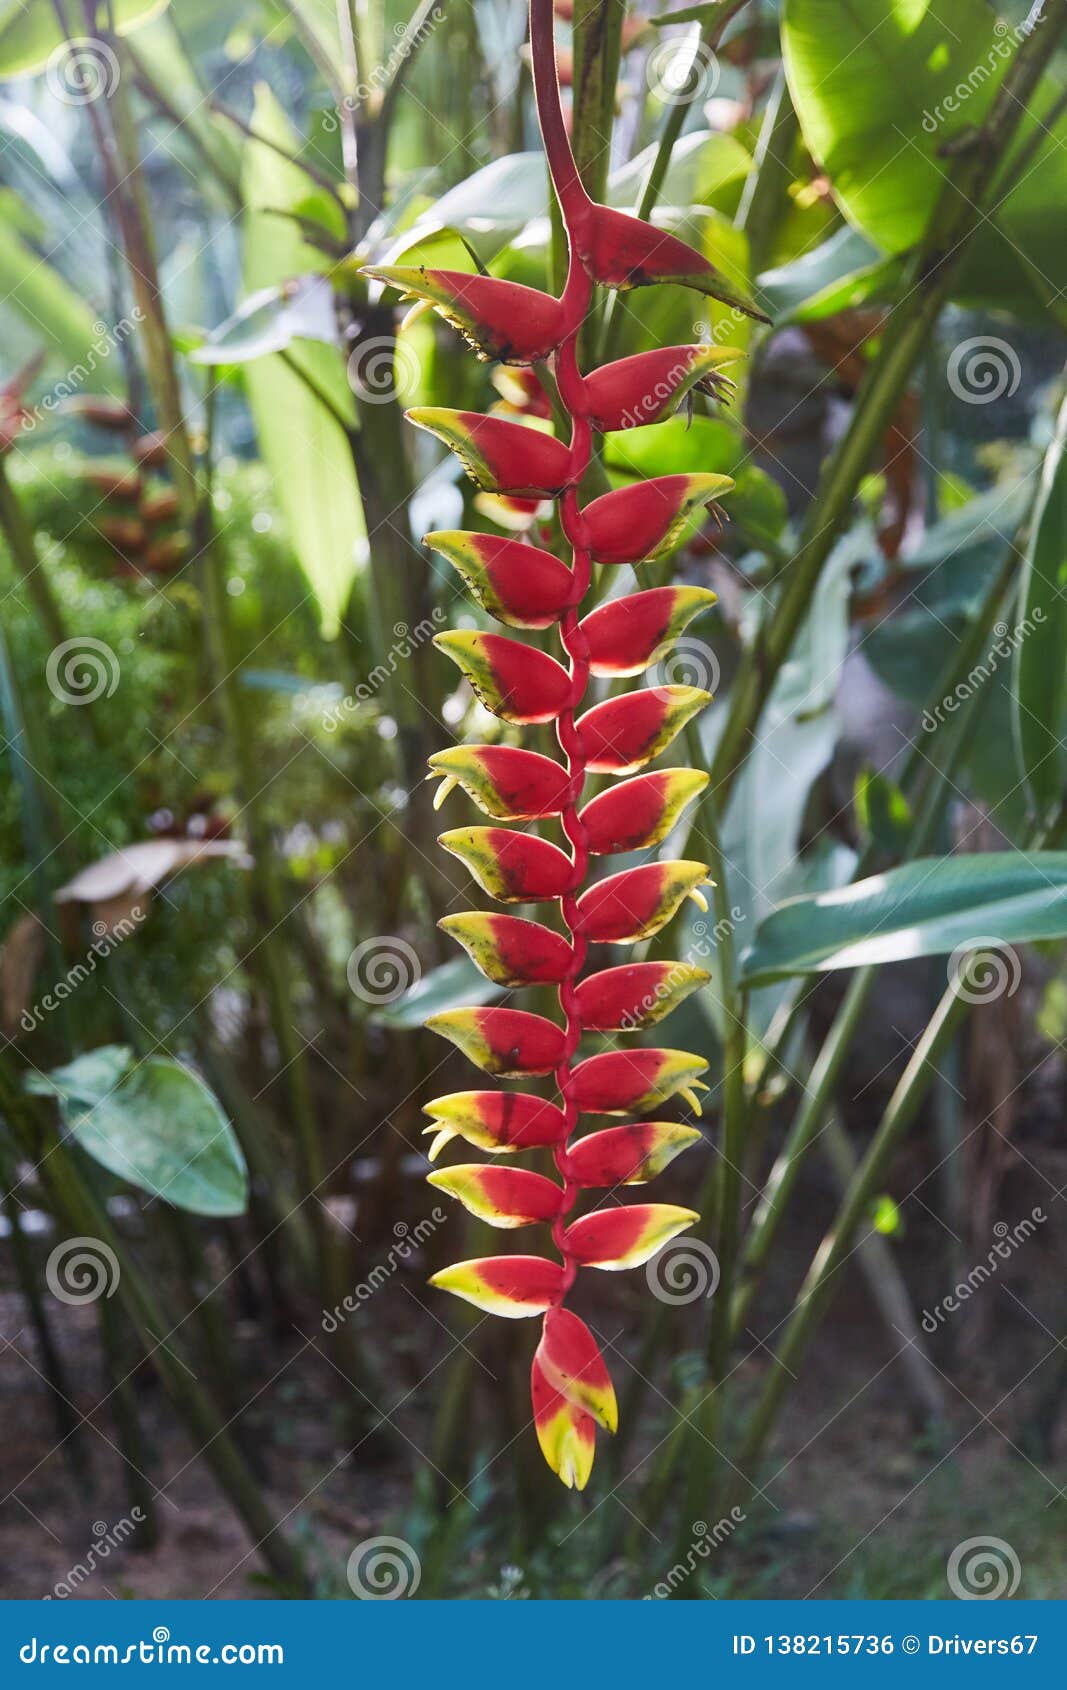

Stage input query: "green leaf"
[
  {"left": 241, "top": 84, "right": 363, "bottom": 640},
  {"left": 0, "top": 0, "right": 168, "bottom": 78},
  {"left": 782, "top": 0, "right": 1067, "bottom": 313},
  {"left": 192, "top": 275, "right": 339, "bottom": 365},
  {"left": 0, "top": 216, "right": 123, "bottom": 387},
  {"left": 608, "top": 131, "right": 752, "bottom": 211},
  {"left": 758, "top": 225, "right": 904, "bottom": 324},
  {"left": 1013, "top": 395, "right": 1067, "bottom": 820},
  {"left": 27, "top": 1045, "right": 248, "bottom": 1216},
  {"left": 742, "top": 852, "right": 1067, "bottom": 984},
  {"left": 371, "top": 956, "right": 500, "bottom": 1030},
  {"left": 378, "top": 154, "right": 551, "bottom": 267}
]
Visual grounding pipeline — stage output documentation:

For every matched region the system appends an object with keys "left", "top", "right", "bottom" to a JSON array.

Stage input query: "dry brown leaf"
[
  {"left": 55, "top": 839, "right": 248, "bottom": 907},
  {"left": 0, "top": 912, "right": 45, "bottom": 1037}
]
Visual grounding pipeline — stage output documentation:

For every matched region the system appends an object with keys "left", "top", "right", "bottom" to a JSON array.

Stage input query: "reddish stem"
[
  {"left": 529, "top": 0, "right": 593, "bottom": 235},
  {"left": 533, "top": 0, "right": 596, "bottom": 1303}
]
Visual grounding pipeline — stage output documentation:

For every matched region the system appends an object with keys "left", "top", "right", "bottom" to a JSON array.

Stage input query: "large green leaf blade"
[
  {"left": 0, "top": 0, "right": 168, "bottom": 77},
  {"left": 240, "top": 84, "right": 363, "bottom": 640},
  {"left": 742, "top": 853, "right": 1067, "bottom": 983},
  {"left": 0, "top": 217, "right": 123, "bottom": 387},
  {"left": 1013, "top": 395, "right": 1067, "bottom": 819},
  {"left": 782, "top": 0, "right": 1067, "bottom": 313},
  {"left": 27, "top": 1045, "right": 248, "bottom": 1216}
]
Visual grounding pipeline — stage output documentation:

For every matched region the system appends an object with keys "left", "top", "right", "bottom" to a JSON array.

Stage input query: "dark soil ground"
[{"left": 3, "top": 1065, "right": 1065, "bottom": 1601}]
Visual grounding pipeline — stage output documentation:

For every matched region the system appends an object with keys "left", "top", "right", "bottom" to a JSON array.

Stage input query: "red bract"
[
  {"left": 581, "top": 586, "right": 717, "bottom": 676},
  {"left": 374, "top": 0, "right": 743, "bottom": 1489},
  {"left": 407, "top": 408, "right": 573, "bottom": 496},
  {"left": 574, "top": 203, "right": 770, "bottom": 322},
  {"left": 582, "top": 474, "right": 732, "bottom": 565},
  {"left": 583, "top": 345, "right": 739, "bottom": 431},
  {"left": 426, "top": 532, "right": 572, "bottom": 628},
  {"left": 365, "top": 266, "right": 567, "bottom": 363}
]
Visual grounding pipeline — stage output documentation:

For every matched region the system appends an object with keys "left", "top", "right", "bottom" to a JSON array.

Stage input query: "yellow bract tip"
[{"left": 433, "top": 774, "right": 458, "bottom": 812}]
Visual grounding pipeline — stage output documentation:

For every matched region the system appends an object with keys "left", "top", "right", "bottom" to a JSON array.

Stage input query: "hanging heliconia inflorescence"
[{"left": 364, "top": 0, "right": 761, "bottom": 1489}]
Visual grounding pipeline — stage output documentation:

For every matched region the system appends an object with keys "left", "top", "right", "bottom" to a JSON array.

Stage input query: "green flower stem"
[{"left": 736, "top": 67, "right": 800, "bottom": 281}]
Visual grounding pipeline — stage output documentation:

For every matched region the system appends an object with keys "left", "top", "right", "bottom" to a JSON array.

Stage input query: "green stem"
[
  {"left": 730, "top": 538, "right": 1023, "bottom": 1332},
  {"left": 723, "top": 977, "right": 973, "bottom": 1513},
  {"left": 0, "top": 458, "right": 71, "bottom": 657},
  {"left": 736, "top": 67, "right": 799, "bottom": 281}
]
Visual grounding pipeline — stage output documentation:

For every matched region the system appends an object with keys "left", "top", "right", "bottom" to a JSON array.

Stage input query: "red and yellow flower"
[{"left": 371, "top": 0, "right": 747, "bottom": 1488}]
